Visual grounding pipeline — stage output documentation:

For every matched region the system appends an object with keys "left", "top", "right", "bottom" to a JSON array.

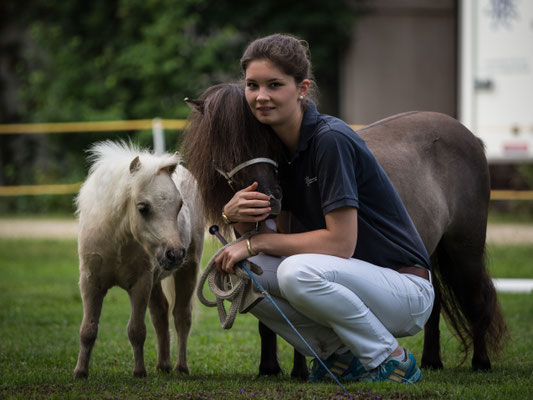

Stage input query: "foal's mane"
[
  {"left": 76, "top": 140, "right": 180, "bottom": 225},
  {"left": 181, "top": 83, "right": 284, "bottom": 233}
]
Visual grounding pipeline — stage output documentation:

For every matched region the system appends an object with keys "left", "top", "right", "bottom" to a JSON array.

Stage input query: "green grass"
[
  {"left": 0, "top": 239, "right": 532, "bottom": 399},
  {"left": 487, "top": 244, "right": 533, "bottom": 279}
]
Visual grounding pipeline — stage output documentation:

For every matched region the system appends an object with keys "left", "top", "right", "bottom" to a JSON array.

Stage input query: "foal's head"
[
  {"left": 127, "top": 152, "right": 186, "bottom": 275},
  {"left": 182, "top": 83, "right": 284, "bottom": 233}
]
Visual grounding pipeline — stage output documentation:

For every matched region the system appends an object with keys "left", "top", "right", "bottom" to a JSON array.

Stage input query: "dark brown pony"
[
  {"left": 182, "top": 83, "right": 507, "bottom": 375},
  {"left": 359, "top": 111, "right": 507, "bottom": 370}
]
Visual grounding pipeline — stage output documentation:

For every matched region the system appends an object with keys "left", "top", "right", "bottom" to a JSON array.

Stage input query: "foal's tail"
[
  {"left": 162, "top": 275, "right": 176, "bottom": 322},
  {"left": 433, "top": 243, "right": 508, "bottom": 368}
]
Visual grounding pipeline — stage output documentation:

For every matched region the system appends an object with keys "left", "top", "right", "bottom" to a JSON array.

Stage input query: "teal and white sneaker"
[
  {"left": 308, "top": 350, "right": 365, "bottom": 382},
  {"left": 360, "top": 349, "right": 422, "bottom": 384}
]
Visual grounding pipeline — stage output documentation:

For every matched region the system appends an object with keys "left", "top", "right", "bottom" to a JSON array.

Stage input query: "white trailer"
[{"left": 459, "top": 0, "right": 533, "bottom": 163}]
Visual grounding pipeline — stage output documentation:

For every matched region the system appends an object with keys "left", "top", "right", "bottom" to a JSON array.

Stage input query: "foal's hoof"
[
  {"left": 174, "top": 364, "right": 190, "bottom": 375},
  {"left": 157, "top": 362, "right": 173, "bottom": 373},
  {"left": 73, "top": 369, "right": 88, "bottom": 379},
  {"left": 133, "top": 368, "right": 147, "bottom": 378}
]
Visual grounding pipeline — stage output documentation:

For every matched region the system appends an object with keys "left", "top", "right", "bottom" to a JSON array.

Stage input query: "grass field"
[{"left": 0, "top": 238, "right": 532, "bottom": 399}]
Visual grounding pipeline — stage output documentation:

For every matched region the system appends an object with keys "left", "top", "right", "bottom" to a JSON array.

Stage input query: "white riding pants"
[{"left": 248, "top": 253, "right": 434, "bottom": 370}]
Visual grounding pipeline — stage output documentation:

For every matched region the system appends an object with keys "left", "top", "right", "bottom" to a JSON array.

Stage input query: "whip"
[{"left": 207, "top": 225, "right": 352, "bottom": 398}]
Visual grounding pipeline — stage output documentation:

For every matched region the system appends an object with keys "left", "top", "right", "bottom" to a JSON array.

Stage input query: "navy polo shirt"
[{"left": 280, "top": 101, "right": 431, "bottom": 271}]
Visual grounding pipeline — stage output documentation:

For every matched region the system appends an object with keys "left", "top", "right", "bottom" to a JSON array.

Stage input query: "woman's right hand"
[{"left": 223, "top": 182, "right": 271, "bottom": 223}]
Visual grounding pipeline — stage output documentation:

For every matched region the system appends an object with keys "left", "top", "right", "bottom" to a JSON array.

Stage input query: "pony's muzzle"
[{"left": 268, "top": 189, "right": 283, "bottom": 216}]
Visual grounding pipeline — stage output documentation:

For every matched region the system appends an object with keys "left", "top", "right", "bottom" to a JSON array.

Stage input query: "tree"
[{"left": 1, "top": 0, "right": 356, "bottom": 213}]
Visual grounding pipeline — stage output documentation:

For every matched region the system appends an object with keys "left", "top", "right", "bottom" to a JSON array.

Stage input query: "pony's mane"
[
  {"left": 181, "top": 83, "right": 284, "bottom": 233},
  {"left": 76, "top": 140, "right": 180, "bottom": 228}
]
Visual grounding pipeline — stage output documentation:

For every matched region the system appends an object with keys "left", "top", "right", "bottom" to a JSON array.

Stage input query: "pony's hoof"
[
  {"left": 258, "top": 363, "right": 282, "bottom": 377},
  {"left": 420, "top": 359, "right": 444, "bottom": 370},
  {"left": 290, "top": 368, "right": 309, "bottom": 380},
  {"left": 472, "top": 358, "right": 491, "bottom": 371},
  {"left": 133, "top": 368, "right": 147, "bottom": 378}
]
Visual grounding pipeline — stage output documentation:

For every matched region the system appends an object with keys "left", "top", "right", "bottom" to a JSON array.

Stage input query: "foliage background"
[
  {"left": 1, "top": 0, "right": 533, "bottom": 215},
  {"left": 0, "top": 0, "right": 355, "bottom": 214}
]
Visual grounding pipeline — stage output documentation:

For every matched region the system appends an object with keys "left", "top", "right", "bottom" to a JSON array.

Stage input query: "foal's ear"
[
  {"left": 184, "top": 97, "right": 205, "bottom": 114},
  {"left": 158, "top": 152, "right": 180, "bottom": 175},
  {"left": 129, "top": 156, "right": 141, "bottom": 174}
]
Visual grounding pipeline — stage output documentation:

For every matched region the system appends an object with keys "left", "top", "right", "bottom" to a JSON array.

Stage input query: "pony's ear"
[
  {"left": 184, "top": 97, "right": 205, "bottom": 114},
  {"left": 158, "top": 152, "right": 180, "bottom": 175},
  {"left": 129, "top": 156, "right": 141, "bottom": 174}
]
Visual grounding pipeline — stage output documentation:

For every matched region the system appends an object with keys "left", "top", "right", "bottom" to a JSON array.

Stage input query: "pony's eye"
[{"left": 137, "top": 202, "right": 149, "bottom": 216}]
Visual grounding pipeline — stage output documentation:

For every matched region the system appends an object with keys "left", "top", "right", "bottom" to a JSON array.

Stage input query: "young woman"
[{"left": 215, "top": 34, "right": 434, "bottom": 384}]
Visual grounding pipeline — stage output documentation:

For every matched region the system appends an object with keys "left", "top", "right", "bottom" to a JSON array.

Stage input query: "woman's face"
[{"left": 245, "top": 59, "right": 309, "bottom": 134}]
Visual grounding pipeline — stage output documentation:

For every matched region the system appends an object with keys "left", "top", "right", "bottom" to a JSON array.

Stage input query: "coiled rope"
[{"left": 197, "top": 233, "right": 263, "bottom": 329}]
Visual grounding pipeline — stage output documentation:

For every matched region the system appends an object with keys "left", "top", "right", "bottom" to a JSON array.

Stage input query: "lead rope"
[
  {"left": 204, "top": 225, "right": 353, "bottom": 399},
  {"left": 197, "top": 233, "right": 263, "bottom": 329}
]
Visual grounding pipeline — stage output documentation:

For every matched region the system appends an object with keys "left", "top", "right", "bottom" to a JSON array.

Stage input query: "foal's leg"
[
  {"left": 127, "top": 272, "right": 152, "bottom": 377},
  {"left": 74, "top": 272, "right": 107, "bottom": 378},
  {"left": 171, "top": 264, "right": 197, "bottom": 374},
  {"left": 149, "top": 281, "right": 172, "bottom": 372}
]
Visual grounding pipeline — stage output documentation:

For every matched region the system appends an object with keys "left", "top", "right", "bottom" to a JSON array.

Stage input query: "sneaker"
[
  {"left": 360, "top": 349, "right": 422, "bottom": 384},
  {"left": 308, "top": 350, "right": 365, "bottom": 382}
]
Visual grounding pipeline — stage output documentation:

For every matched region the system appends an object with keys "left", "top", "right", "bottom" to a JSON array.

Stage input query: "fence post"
[{"left": 152, "top": 118, "right": 165, "bottom": 154}]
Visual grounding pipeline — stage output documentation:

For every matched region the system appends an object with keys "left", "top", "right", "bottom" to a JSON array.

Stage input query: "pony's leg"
[
  {"left": 435, "top": 237, "right": 506, "bottom": 371},
  {"left": 148, "top": 281, "right": 172, "bottom": 372},
  {"left": 171, "top": 264, "right": 197, "bottom": 374},
  {"left": 258, "top": 324, "right": 309, "bottom": 380},
  {"left": 449, "top": 244, "right": 491, "bottom": 370},
  {"left": 258, "top": 321, "right": 282, "bottom": 376},
  {"left": 291, "top": 350, "right": 309, "bottom": 380},
  {"left": 127, "top": 273, "right": 152, "bottom": 378},
  {"left": 421, "top": 269, "right": 444, "bottom": 369},
  {"left": 74, "top": 273, "right": 107, "bottom": 378}
]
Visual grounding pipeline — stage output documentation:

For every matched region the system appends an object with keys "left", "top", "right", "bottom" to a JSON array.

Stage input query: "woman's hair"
[{"left": 240, "top": 33, "right": 317, "bottom": 106}]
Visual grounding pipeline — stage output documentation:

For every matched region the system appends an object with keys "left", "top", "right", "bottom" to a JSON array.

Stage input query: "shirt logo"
[{"left": 305, "top": 176, "right": 318, "bottom": 186}]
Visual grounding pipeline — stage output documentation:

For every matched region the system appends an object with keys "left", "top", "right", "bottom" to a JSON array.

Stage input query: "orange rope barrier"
[
  {"left": 490, "top": 190, "right": 533, "bottom": 201},
  {"left": 0, "top": 119, "right": 187, "bottom": 134},
  {"left": 0, "top": 183, "right": 82, "bottom": 196},
  {"left": 0, "top": 183, "right": 532, "bottom": 200},
  {"left": 0, "top": 121, "right": 531, "bottom": 200}
]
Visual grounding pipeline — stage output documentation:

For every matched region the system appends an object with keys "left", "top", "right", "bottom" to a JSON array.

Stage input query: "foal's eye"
[{"left": 137, "top": 202, "right": 149, "bottom": 216}]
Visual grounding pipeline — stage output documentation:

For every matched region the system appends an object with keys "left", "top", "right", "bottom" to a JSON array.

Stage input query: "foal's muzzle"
[{"left": 157, "top": 246, "right": 186, "bottom": 270}]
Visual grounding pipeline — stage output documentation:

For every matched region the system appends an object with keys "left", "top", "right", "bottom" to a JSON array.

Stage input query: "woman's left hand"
[{"left": 214, "top": 240, "right": 249, "bottom": 275}]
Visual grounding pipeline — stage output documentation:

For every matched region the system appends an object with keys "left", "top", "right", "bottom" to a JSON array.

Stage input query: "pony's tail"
[{"left": 433, "top": 243, "right": 508, "bottom": 368}]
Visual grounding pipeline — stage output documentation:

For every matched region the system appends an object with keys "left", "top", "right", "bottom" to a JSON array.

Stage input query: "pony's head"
[
  {"left": 79, "top": 141, "right": 187, "bottom": 274},
  {"left": 181, "top": 83, "right": 284, "bottom": 234}
]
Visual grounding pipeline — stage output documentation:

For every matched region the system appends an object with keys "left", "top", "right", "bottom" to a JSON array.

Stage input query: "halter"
[{"left": 216, "top": 157, "right": 278, "bottom": 191}]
